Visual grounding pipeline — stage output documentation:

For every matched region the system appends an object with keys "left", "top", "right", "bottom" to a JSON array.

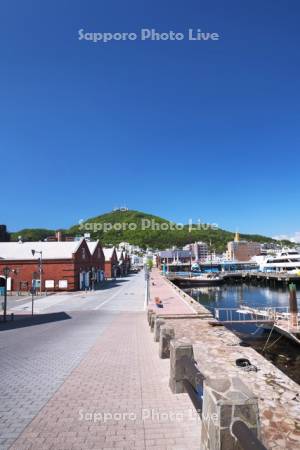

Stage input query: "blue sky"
[{"left": 1, "top": 0, "right": 300, "bottom": 239}]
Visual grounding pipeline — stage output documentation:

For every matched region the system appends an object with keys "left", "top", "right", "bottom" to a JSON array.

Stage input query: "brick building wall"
[
  {"left": 0, "top": 239, "right": 105, "bottom": 292},
  {"left": 0, "top": 259, "right": 93, "bottom": 292}
]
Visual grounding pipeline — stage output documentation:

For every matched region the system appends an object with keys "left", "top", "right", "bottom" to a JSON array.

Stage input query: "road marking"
[
  {"left": 15, "top": 296, "right": 32, "bottom": 302},
  {"left": 94, "top": 279, "right": 136, "bottom": 310}
]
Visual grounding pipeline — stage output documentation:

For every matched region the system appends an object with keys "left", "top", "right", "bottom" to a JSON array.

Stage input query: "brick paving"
[
  {"left": 0, "top": 274, "right": 146, "bottom": 450},
  {"left": 148, "top": 270, "right": 195, "bottom": 316},
  {"left": 0, "top": 311, "right": 117, "bottom": 450},
  {"left": 9, "top": 293, "right": 200, "bottom": 449}
]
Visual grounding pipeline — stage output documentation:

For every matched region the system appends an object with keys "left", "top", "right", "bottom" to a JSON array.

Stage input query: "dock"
[
  {"left": 148, "top": 269, "right": 300, "bottom": 449},
  {"left": 235, "top": 305, "right": 300, "bottom": 345},
  {"left": 223, "top": 271, "right": 300, "bottom": 285},
  {"left": 209, "top": 319, "right": 275, "bottom": 326},
  {"left": 166, "top": 270, "right": 300, "bottom": 287}
]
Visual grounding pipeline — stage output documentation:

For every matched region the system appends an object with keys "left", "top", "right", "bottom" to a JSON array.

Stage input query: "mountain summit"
[{"left": 11, "top": 210, "right": 288, "bottom": 251}]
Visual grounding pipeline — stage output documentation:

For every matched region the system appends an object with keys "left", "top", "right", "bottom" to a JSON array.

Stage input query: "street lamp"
[
  {"left": 144, "top": 263, "right": 150, "bottom": 306},
  {"left": 31, "top": 250, "right": 43, "bottom": 296},
  {"left": 31, "top": 271, "right": 38, "bottom": 315},
  {"left": 2, "top": 267, "right": 11, "bottom": 322}
]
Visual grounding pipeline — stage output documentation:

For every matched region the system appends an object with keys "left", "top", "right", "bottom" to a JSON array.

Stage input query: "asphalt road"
[
  {"left": 0, "top": 294, "right": 36, "bottom": 312},
  {"left": 3, "top": 274, "right": 145, "bottom": 314},
  {"left": 0, "top": 272, "right": 145, "bottom": 449}
]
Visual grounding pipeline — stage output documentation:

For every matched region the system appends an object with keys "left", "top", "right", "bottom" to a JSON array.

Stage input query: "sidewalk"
[
  {"left": 148, "top": 270, "right": 195, "bottom": 315},
  {"left": 10, "top": 311, "right": 201, "bottom": 450}
]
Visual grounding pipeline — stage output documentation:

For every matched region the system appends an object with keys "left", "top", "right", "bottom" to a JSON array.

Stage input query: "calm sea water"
[
  {"left": 186, "top": 283, "right": 299, "bottom": 311},
  {"left": 185, "top": 283, "right": 300, "bottom": 384}
]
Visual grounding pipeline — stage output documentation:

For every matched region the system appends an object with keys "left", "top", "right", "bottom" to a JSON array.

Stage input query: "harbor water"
[{"left": 186, "top": 283, "right": 300, "bottom": 384}]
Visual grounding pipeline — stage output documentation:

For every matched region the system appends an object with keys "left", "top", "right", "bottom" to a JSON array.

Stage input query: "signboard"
[
  {"left": 58, "top": 280, "right": 68, "bottom": 289},
  {"left": 45, "top": 280, "right": 54, "bottom": 288},
  {"left": 32, "top": 279, "right": 41, "bottom": 288},
  {"left": 6, "top": 277, "right": 11, "bottom": 291}
]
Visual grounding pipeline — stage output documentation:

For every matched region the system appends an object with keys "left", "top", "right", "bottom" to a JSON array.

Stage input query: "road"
[
  {"left": 3, "top": 275, "right": 145, "bottom": 314},
  {"left": 0, "top": 272, "right": 146, "bottom": 449}
]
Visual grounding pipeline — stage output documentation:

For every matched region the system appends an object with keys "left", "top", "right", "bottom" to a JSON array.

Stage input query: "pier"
[
  {"left": 232, "top": 304, "right": 300, "bottom": 345},
  {"left": 1, "top": 269, "right": 299, "bottom": 450},
  {"left": 223, "top": 271, "right": 300, "bottom": 285},
  {"left": 167, "top": 270, "right": 300, "bottom": 287},
  {"left": 148, "top": 269, "right": 300, "bottom": 449}
]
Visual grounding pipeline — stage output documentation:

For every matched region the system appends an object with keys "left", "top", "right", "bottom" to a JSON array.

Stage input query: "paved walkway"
[
  {"left": 10, "top": 313, "right": 200, "bottom": 450},
  {"left": 7, "top": 278, "right": 140, "bottom": 314},
  {"left": 148, "top": 270, "right": 195, "bottom": 315},
  {"left": 4, "top": 273, "right": 200, "bottom": 450}
]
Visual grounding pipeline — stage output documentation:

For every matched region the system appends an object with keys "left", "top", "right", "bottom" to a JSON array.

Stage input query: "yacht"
[{"left": 256, "top": 249, "right": 300, "bottom": 273}]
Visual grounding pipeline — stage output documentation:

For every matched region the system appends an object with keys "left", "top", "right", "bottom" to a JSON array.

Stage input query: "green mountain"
[{"left": 10, "top": 210, "right": 291, "bottom": 252}]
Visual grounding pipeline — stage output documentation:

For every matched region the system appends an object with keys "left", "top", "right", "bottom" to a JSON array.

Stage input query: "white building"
[
  {"left": 183, "top": 241, "right": 209, "bottom": 262},
  {"left": 118, "top": 242, "right": 142, "bottom": 254}
]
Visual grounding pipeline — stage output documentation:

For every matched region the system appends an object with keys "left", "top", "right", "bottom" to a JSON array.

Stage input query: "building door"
[
  {"left": 80, "top": 272, "right": 85, "bottom": 290},
  {"left": 85, "top": 272, "right": 90, "bottom": 289}
]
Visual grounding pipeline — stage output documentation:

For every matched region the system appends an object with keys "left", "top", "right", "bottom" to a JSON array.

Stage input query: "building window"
[{"left": 45, "top": 280, "right": 55, "bottom": 289}]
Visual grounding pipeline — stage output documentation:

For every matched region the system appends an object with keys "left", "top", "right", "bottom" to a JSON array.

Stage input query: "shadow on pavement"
[
  {"left": 0, "top": 312, "right": 71, "bottom": 331},
  {"left": 93, "top": 278, "right": 131, "bottom": 291}
]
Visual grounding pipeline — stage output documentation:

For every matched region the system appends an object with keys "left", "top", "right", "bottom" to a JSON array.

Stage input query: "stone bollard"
[
  {"left": 169, "top": 339, "right": 193, "bottom": 393},
  {"left": 154, "top": 317, "right": 165, "bottom": 342},
  {"left": 150, "top": 313, "right": 156, "bottom": 332},
  {"left": 159, "top": 325, "right": 175, "bottom": 359},
  {"left": 201, "top": 376, "right": 260, "bottom": 450},
  {"left": 147, "top": 309, "right": 154, "bottom": 325}
]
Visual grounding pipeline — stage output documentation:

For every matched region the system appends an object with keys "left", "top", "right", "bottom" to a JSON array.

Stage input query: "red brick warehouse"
[
  {"left": 103, "top": 247, "right": 118, "bottom": 279},
  {"left": 0, "top": 239, "right": 105, "bottom": 292}
]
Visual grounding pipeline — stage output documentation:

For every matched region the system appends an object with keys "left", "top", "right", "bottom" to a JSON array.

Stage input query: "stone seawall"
[{"left": 148, "top": 269, "right": 300, "bottom": 450}]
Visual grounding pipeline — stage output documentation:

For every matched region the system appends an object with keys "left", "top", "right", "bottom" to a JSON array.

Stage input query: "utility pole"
[
  {"left": 289, "top": 283, "right": 298, "bottom": 329},
  {"left": 144, "top": 264, "right": 150, "bottom": 306},
  {"left": 31, "top": 286, "right": 34, "bottom": 316},
  {"left": 210, "top": 240, "right": 213, "bottom": 273},
  {"left": 31, "top": 271, "right": 38, "bottom": 316}
]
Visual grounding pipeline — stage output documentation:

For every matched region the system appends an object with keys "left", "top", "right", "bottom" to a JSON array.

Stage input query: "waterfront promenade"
[
  {"left": 2, "top": 269, "right": 300, "bottom": 449},
  {"left": 0, "top": 272, "right": 200, "bottom": 450},
  {"left": 148, "top": 270, "right": 300, "bottom": 450},
  {"left": 148, "top": 271, "right": 196, "bottom": 315}
]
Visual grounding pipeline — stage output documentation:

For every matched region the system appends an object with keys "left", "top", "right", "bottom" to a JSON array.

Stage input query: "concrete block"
[
  {"left": 150, "top": 313, "right": 156, "bottom": 332},
  {"left": 159, "top": 325, "right": 175, "bottom": 359},
  {"left": 154, "top": 318, "right": 165, "bottom": 342},
  {"left": 169, "top": 339, "right": 193, "bottom": 393},
  {"left": 201, "top": 376, "right": 260, "bottom": 450},
  {"left": 147, "top": 309, "right": 154, "bottom": 325}
]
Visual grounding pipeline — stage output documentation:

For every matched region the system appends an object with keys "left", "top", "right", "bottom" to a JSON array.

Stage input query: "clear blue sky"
[{"left": 1, "top": 0, "right": 300, "bottom": 239}]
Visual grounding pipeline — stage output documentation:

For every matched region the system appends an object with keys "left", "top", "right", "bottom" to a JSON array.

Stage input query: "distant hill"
[{"left": 10, "top": 209, "right": 291, "bottom": 252}]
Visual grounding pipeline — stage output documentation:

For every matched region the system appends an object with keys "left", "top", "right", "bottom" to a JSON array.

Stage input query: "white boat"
[{"left": 254, "top": 249, "right": 300, "bottom": 273}]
